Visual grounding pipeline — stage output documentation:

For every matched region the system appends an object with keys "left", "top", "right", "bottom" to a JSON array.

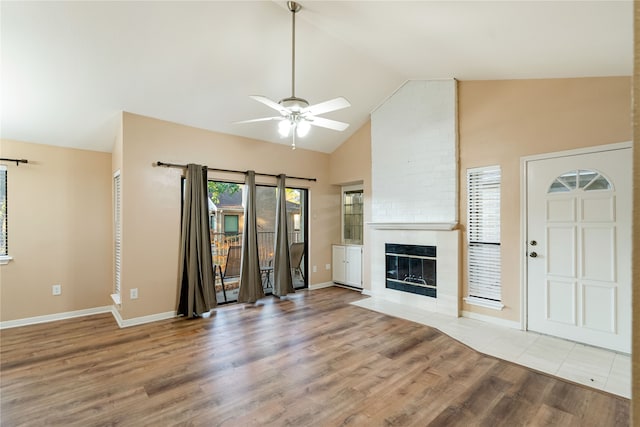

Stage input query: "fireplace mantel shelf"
[{"left": 367, "top": 222, "right": 457, "bottom": 231}]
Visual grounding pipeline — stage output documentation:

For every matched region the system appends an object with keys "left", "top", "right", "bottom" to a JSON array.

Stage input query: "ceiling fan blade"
[
  {"left": 249, "top": 95, "right": 289, "bottom": 115},
  {"left": 302, "top": 97, "right": 351, "bottom": 116},
  {"left": 307, "top": 116, "right": 350, "bottom": 132},
  {"left": 234, "top": 117, "right": 282, "bottom": 124}
]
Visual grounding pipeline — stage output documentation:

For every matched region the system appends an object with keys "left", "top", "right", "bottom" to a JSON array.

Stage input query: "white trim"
[
  {"left": 461, "top": 310, "right": 521, "bottom": 330},
  {"left": 308, "top": 281, "right": 334, "bottom": 290},
  {"left": 361, "top": 288, "right": 373, "bottom": 296},
  {"left": 520, "top": 157, "right": 528, "bottom": 330},
  {"left": 519, "top": 141, "right": 631, "bottom": 332},
  {"left": 366, "top": 222, "right": 457, "bottom": 231},
  {"left": 333, "top": 283, "right": 363, "bottom": 292},
  {"left": 521, "top": 141, "right": 631, "bottom": 163},
  {"left": 342, "top": 183, "right": 363, "bottom": 192},
  {"left": 111, "top": 309, "right": 176, "bottom": 328},
  {"left": 110, "top": 293, "right": 121, "bottom": 305},
  {"left": 0, "top": 255, "right": 13, "bottom": 265},
  {"left": 463, "top": 296, "right": 504, "bottom": 311},
  {"left": 0, "top": 306, "right": 113, "bottom": 329}
]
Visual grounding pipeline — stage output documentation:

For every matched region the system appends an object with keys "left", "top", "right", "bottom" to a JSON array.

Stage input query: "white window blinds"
[
  {"left": 467, "top": 166, "right": 501, "bottom": 303},
  {"left": 0, "top": 165, "right": 7, "bottom": 256},
  {"left": 113, "top": 172, "right": 122, "bottom": 300}
]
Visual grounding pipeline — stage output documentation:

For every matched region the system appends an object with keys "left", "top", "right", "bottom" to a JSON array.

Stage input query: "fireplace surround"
[{"left": 369, "top": 223, "right": 460, "bottom": 317}]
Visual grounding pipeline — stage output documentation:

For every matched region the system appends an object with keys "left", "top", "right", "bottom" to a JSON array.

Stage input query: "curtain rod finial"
[{"left": 0, "top": 158, "right": 29, "bottom": 166}]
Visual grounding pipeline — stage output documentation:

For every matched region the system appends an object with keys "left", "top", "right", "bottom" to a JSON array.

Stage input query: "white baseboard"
[
  {"left": 361, "top": 289, "right": 372, "bottom": 296},
  {"left": 111, "top": 309, "right": 176, "bottom": 328},
  {"left": 332, "top": 284, "right": 366, "bottom": 293},
  {"left": 308, "top": 281, "right": 334, "bottom": 290},
  {"left": 461, "top": 310, "right": 521, "bottom": 330},
  {"left": 0, "top": 306, "right": 113, "bottom": 329}
]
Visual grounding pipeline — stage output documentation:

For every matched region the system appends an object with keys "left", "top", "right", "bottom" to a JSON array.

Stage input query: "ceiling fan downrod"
[{"left": 288, "top": 1, "right": 301, "bottom": 99}]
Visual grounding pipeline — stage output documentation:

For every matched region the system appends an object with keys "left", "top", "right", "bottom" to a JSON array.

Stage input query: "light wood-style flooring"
[{"left": 0, "top": 287, "right": 629, "bottom": 426}]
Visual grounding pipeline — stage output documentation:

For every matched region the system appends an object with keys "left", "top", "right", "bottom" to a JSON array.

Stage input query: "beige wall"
[
  {"left": 329, "top": 121, "right": 372, "bottom": 289},
  {"left": 0, "top": 140, "right": 112, "bottom": 321},
  {"left": 118, "top": 112, "right": 339, "bottom": 320},
  {"left": 1, "top": 76, "right": 631, "bottom": 329},
  {"left": 327, "top": 77, "right": 631, "bottom": 324},
  {"left": 329, "top": 120, "right": 371, "bottom": 187},
  {"left": 458, "top": 77, "right": 632, "bottom": 322}
]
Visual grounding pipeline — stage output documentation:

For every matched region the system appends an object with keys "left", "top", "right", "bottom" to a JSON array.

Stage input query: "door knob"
[{"left": 529, "top": 252, "right": 538, "bottom": 258}]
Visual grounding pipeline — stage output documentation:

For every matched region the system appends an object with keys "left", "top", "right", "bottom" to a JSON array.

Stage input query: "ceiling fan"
[{"left": 235, "top": 1, "right": 350, "bottom": 149}]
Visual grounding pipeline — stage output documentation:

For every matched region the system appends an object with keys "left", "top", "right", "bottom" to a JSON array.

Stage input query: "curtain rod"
[
  {"left": 155, "top": 161, "right": 316, "bottom": 182},
  {"left": 0, "top": 157, "right": 28, "bottom": 166}
]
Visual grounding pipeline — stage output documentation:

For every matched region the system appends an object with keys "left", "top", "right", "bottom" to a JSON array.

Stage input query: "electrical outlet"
[
  {"left": 312, "top": 265, "right": 317, "bottom": 273},
  {"left": 52, "top": 284, "right": 61, "bottom": 296},
  {"left": 325, "top": 264, "right": 331, "bottom": 270},
  {"left": 130, "top": 288, "right": 138, "bottom": 300}
]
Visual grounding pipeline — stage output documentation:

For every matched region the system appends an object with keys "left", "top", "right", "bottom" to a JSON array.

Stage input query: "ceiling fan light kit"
[{"left": 236, "top": 1, "right": 351, "bottom": 149}]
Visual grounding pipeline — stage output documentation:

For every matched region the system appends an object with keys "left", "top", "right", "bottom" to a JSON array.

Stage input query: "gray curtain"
[
  {"left": 273, "top": 174, "right": 294, "bottom": 297},
  {"left": 177, "top": 164, "right": 217, "bottom": 318},
  {"left": 237, "top": 170, "right": 264, "bottom": 303}
]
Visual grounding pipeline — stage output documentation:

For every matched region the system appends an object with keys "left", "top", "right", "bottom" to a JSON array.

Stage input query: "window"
[
  {"left": 206, "top": 179, "right": 309, "bottom": 304},
  {"left": 0, "top": 165, "right": 7, "bottom": 259},
  {"left": 548, "top": 169, "right": 612, "bottom": 193},
  {"left": 112, "top": 172, "right": 122, "bottom": 304},
  {"left": 342, "top": 185, "right": 363, "bottom": 244},
  {"left": 465, "top": 166, "right": 503, "bottom": 309},
  {"left": 224, "top": 215, "right": 239, "bottom": 235}
]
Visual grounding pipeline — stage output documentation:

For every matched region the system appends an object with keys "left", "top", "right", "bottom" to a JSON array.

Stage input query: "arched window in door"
[{"left": 548, "top": 169, "right": 612, "bottom": 193}]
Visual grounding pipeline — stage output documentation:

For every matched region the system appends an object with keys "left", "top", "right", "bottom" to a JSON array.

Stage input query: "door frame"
[{"left": 519, "top": 141, "right": 632, "bottom": 331}]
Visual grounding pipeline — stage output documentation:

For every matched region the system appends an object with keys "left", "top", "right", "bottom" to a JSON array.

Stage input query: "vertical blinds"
[
  {"left": 114, "top": 173, "right": 122, "bottom": 298},
  {"left": 0, "top": 166, "right": 6, "bottom": 256},
  {"left": 467, "top": 166, "right": 501, "bottom": 302}
]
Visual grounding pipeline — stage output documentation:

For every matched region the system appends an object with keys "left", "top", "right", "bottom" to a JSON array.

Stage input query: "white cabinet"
[
  {"left": 332, "top": 245, "right": 362, "bottom": 288},
  {"left": 345, "top": 246, "right": 363, "bottom": 287}
]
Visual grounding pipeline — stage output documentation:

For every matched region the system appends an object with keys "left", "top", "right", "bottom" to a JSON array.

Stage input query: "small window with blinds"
[
  {"left": 112, "top": 172, "right": 122, "bottom": 305},
  {"left": 465, "top": 165, "right": 503, "bottom": 310}
]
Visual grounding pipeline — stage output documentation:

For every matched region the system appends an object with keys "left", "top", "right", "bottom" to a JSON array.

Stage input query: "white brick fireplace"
[{"left": 368, "top": 80, "right": 460, "bottom": 317}]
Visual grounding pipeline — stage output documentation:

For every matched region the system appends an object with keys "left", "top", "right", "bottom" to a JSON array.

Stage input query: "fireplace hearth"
[{"left": 385, "top": 243, "right": 436, "bottom": 298}]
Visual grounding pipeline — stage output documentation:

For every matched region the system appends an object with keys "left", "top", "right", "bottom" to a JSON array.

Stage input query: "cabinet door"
[
  {"left": 345, "top": 246, "right": 362, "bottom": 287},
  {"left": 332, "top": 245, "right": 346, "bottom": 284}
]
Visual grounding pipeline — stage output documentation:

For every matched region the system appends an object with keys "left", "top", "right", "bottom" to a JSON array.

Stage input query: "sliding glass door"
[{"left": 207, "top": 180, "right": 308, "bottom": 303}]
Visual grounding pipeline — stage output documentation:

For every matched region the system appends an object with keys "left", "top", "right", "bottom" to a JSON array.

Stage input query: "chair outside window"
[
  {"left": 289, "top": 242, "right": 305, "bottom": 284},
  {"left": 217, "top": 245, "right": 241, "bottom": 302}
]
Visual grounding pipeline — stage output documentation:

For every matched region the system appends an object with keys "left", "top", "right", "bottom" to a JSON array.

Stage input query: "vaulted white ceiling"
[{"left": 1, "top": 1, "right": 632, "bottom": 154}]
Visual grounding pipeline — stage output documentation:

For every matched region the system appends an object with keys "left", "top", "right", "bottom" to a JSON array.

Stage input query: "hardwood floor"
[{"left": 1, "top": 287, "right": 629, "bottom": 426}]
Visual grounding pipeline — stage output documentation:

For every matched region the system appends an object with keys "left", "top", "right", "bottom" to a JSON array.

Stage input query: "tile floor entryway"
[{"left": 351, "top": 296, "right": 630, "bottom": 398}]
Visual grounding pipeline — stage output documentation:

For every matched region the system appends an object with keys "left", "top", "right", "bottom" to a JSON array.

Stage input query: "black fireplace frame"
[{"left": 385, "top": 243, "right": 437, "bottom": 298}]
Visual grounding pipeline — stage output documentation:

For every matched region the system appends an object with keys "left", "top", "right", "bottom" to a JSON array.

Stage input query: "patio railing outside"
[{"left": 211, "top": 231, "right": 302, "bottom": 271}]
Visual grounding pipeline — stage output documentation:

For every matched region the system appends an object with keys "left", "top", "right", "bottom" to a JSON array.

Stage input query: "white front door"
[{"left": 526, "top": 147, "right": 631, "bottom": 353}]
